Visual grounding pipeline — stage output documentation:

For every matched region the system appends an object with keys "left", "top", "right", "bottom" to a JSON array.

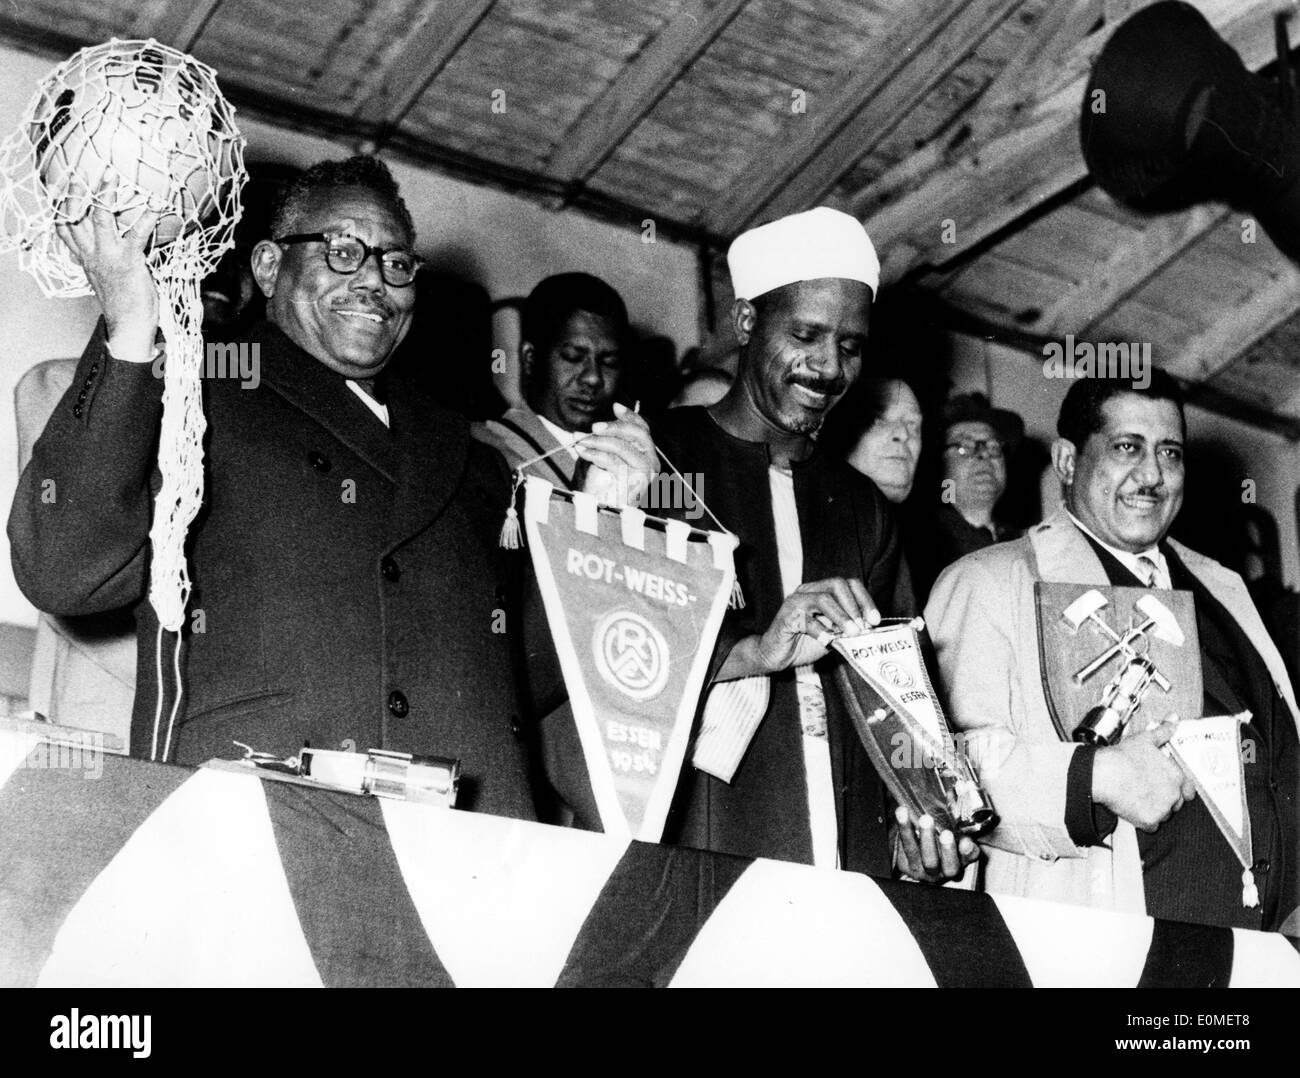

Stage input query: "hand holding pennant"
[{"left": 825, "top": 618, "right": 997, "bottom": 839}]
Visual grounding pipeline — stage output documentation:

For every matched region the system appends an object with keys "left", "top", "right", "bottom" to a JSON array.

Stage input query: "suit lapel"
[
  {"left": 251, "top": 321, "right": 471, "bottom": 544},
  {"left": 385, "top": 375, "right": 471, "bottom": 544},
  {"left": 495, "top": 408, "right": 581, "bottom": 487},
  {"left": 252, "top": 322, "right": 397, "bottom": 484},
  {"left": 1169, "top": 539, "right": 1300, "bottom": 734},
  {"left": 1027, "top": 507, "right": 1109, "bottom": 585}
]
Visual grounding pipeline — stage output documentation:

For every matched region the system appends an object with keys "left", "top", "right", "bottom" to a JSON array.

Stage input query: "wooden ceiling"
[{"left": 1, "top": 0, "right": 1298, "bottom": 436}]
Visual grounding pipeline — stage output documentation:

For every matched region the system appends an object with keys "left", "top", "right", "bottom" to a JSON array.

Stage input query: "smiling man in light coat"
[{"left": 927, "top": 371, "right": 1299, "bottom": 932}]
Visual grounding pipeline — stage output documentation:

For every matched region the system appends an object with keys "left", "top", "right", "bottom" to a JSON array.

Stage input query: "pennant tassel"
[
  {"left": 1242, "top": 867, "right": 1260, "bottom": 909},
  {"left": 499, "top": 505, "right": 521, "bottom": 550},
  {"left": 729, "top": 577, "right": 745, "bottom": 610},
  {"left": 499, "top": 474, "right": 525, "bottom": 550}
]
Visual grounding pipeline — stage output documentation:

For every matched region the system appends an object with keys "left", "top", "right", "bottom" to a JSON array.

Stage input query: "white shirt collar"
[
  {"left": 537, "top": 414, "right": 581, "bottom": 459},
  {"left": 1065, "top": 509, "right": 1168, "bottom": 588},
  {"left": 345, "top": 380, "right": 390, "bottom": 427}
]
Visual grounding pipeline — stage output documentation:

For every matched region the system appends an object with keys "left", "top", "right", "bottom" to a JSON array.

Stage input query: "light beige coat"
[{"left": 926, "top": 507, "right": 1300, "bottom": 915}]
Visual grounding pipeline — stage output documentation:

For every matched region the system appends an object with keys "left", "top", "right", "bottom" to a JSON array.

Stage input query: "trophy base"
[
  {"left": 959, "top": 806, "right": 999, "bottom": 836},
  {"left": 1073, "top": 705, "right": 1125, "bottom": 746}
]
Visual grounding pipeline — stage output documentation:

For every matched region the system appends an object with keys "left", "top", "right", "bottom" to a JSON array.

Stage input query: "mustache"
[{"left": 787, "top": 372, "right": 847, "bottom": 396}]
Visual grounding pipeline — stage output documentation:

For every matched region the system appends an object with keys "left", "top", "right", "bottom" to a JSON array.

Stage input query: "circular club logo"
[
  {"left": 593, "top": 611, "right": 670, "bottom": 702},
  {"left": 877, "top": 660, "right": 914, "bottom": 690}
]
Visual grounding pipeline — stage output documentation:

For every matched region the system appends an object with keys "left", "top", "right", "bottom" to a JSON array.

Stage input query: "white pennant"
[{"left": 1167, "top": 713, "right": 1257, "bottom": 907}]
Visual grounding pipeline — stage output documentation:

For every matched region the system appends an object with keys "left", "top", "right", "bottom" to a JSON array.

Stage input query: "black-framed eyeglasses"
[
  {"left": 274, "top": 232, "right": 422, "bottom": 287},
  {"left": 945, "top": 438, "right": 1005, "bottom": 460}
]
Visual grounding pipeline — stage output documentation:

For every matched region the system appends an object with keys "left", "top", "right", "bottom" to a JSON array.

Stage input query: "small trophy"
[
  {"left": 1060, "top": 590, "right": 1182, "bottom": 745},
  {"left": 825, "top": 619, "right": 997, "bottom": 837},
  {"left": 224, "top": 743, "right": 461, "bottom": 807}
]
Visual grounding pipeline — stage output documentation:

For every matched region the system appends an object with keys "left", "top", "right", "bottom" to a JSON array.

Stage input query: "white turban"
[{"left": 727, "top": 206, "right": 880, "bottom": 302}]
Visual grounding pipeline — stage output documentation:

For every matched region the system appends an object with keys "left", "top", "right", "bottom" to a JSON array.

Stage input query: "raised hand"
[
  {"left": 576, "top": 402, "right": 658, "bottom": 507},
  {"left": 55, "top": 193, "right": 160, "bottom": 362}
]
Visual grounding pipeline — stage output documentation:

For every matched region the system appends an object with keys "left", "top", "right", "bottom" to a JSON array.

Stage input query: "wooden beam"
[
  {"left": 1162, "top": 264, "right": 1300, "bottom": 384},
  {"left": 353, "top": 0, "right": 497, "bottom": 130},
  {"left": 0, "top": 19, "right": 729, "bottom": 250},
  {"left": 546, "top": 0, "right": 747, "bottom": 187},
  {"left": 936, "top": 298, "right": 1300, "bottom": 440},
  {"left": 965, "top": 0, "right": 1104, "bottom": 143},
  {"left": 1179, "top": 381, "right": 1300, "bottom": 441},
  {"left": 931, "top": 298, "right": 1300, "bottom": 438},
  {"left": 858, "top": 0, "right": 1280, "bottom": 284},
  {"left": 131, "top": 0, "right": 224, "bottom": 51},
  {"left": 711, "top": 0, "right": 1021, "bottom": 237},
  {"left": 1103, "top": 0, "right": 1147, "bottom": 24},
  {"left": 871, "top": 113, "right": 1083, "bottom": 275},
  {"left": 857, "top": 1, "right": 1102, "bottom": 216},
  {"left": 1035, "top": 203, "right": 1231, "bottom": 336}
]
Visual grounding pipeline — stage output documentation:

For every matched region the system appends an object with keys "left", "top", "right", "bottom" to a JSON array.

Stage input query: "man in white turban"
[{"left": 544, "top": 207, "right": 976, "bottom": 880}]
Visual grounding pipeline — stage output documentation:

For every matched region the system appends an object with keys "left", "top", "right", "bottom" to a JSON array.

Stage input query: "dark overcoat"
[{"left": 9, "top": 320, "right": 535, "bottom": 819}]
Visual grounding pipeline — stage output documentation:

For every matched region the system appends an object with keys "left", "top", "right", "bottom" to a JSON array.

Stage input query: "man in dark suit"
[
  {"left": 473, "top": 272, "right": 647, "bottom": 825},
  {"left": 474, "top": 272, "right": 632, "bottom": 491},
  {"left": 8, "top": 157, "right": 655, "bottom": 819}
]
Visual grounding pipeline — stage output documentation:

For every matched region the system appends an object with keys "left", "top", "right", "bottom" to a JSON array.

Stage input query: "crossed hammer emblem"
[
  {"left": 1060, "top": 590, "right": 1185, "bottom": 745},
  {"left": 1062, "top": 589, "right": 1184, "bottom": 687}
]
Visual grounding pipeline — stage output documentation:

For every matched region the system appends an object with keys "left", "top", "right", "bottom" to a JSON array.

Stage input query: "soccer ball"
[{"left": 30, "top": 42, "right": 238, "bottom": 248}]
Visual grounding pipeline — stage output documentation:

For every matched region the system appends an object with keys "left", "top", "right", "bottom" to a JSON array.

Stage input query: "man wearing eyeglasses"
[
  {"left": 9, "top": 156, "right": 546, "bottom": 819},
  {"left": 910, "top": 392, "right": 1023, "bottom": 604}
]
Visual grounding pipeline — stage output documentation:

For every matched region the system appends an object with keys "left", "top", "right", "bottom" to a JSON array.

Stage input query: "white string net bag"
[{"left": 0, "top": 39, "right": 246, "bottom": 642}]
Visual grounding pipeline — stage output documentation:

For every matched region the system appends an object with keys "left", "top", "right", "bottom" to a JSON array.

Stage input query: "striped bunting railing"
[{"left": 0, "top": 726, "right": 1296, "bottom": 987}]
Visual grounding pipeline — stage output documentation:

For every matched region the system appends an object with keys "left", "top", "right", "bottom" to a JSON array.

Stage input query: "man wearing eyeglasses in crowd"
[
  {"left": 10, "top": 156, "right": 656, "bottom": 820},
  {"left": 910, "top": 392, "right": 1024, "bottom": 604}
]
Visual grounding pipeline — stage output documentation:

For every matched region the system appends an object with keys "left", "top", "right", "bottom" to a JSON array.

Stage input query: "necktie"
[{"left": 1136, "top": 554, "right": 1159, "bottom": 588}]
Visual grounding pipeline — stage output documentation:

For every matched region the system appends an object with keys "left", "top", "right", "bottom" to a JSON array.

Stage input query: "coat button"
[
  {"left": 73, "top": 404, "right": 83, "bottom": 418},
  {"left": 387, "top": 690, "right": 409, "bottom": 717},
  {"left": 88, "top": 363, "right": 99, "bottom": 377},
  {"left": 509, "top": 714, "right": 523, "bottom": 738},
  {"left": 308, "top": 451, "right": 331, "bottom": 473},
  {"left": 381, "top": 556, "right": 401, "bottom": 582},
  {"left": 76, "top": 389, "right": 87, "bottom": 404}
]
